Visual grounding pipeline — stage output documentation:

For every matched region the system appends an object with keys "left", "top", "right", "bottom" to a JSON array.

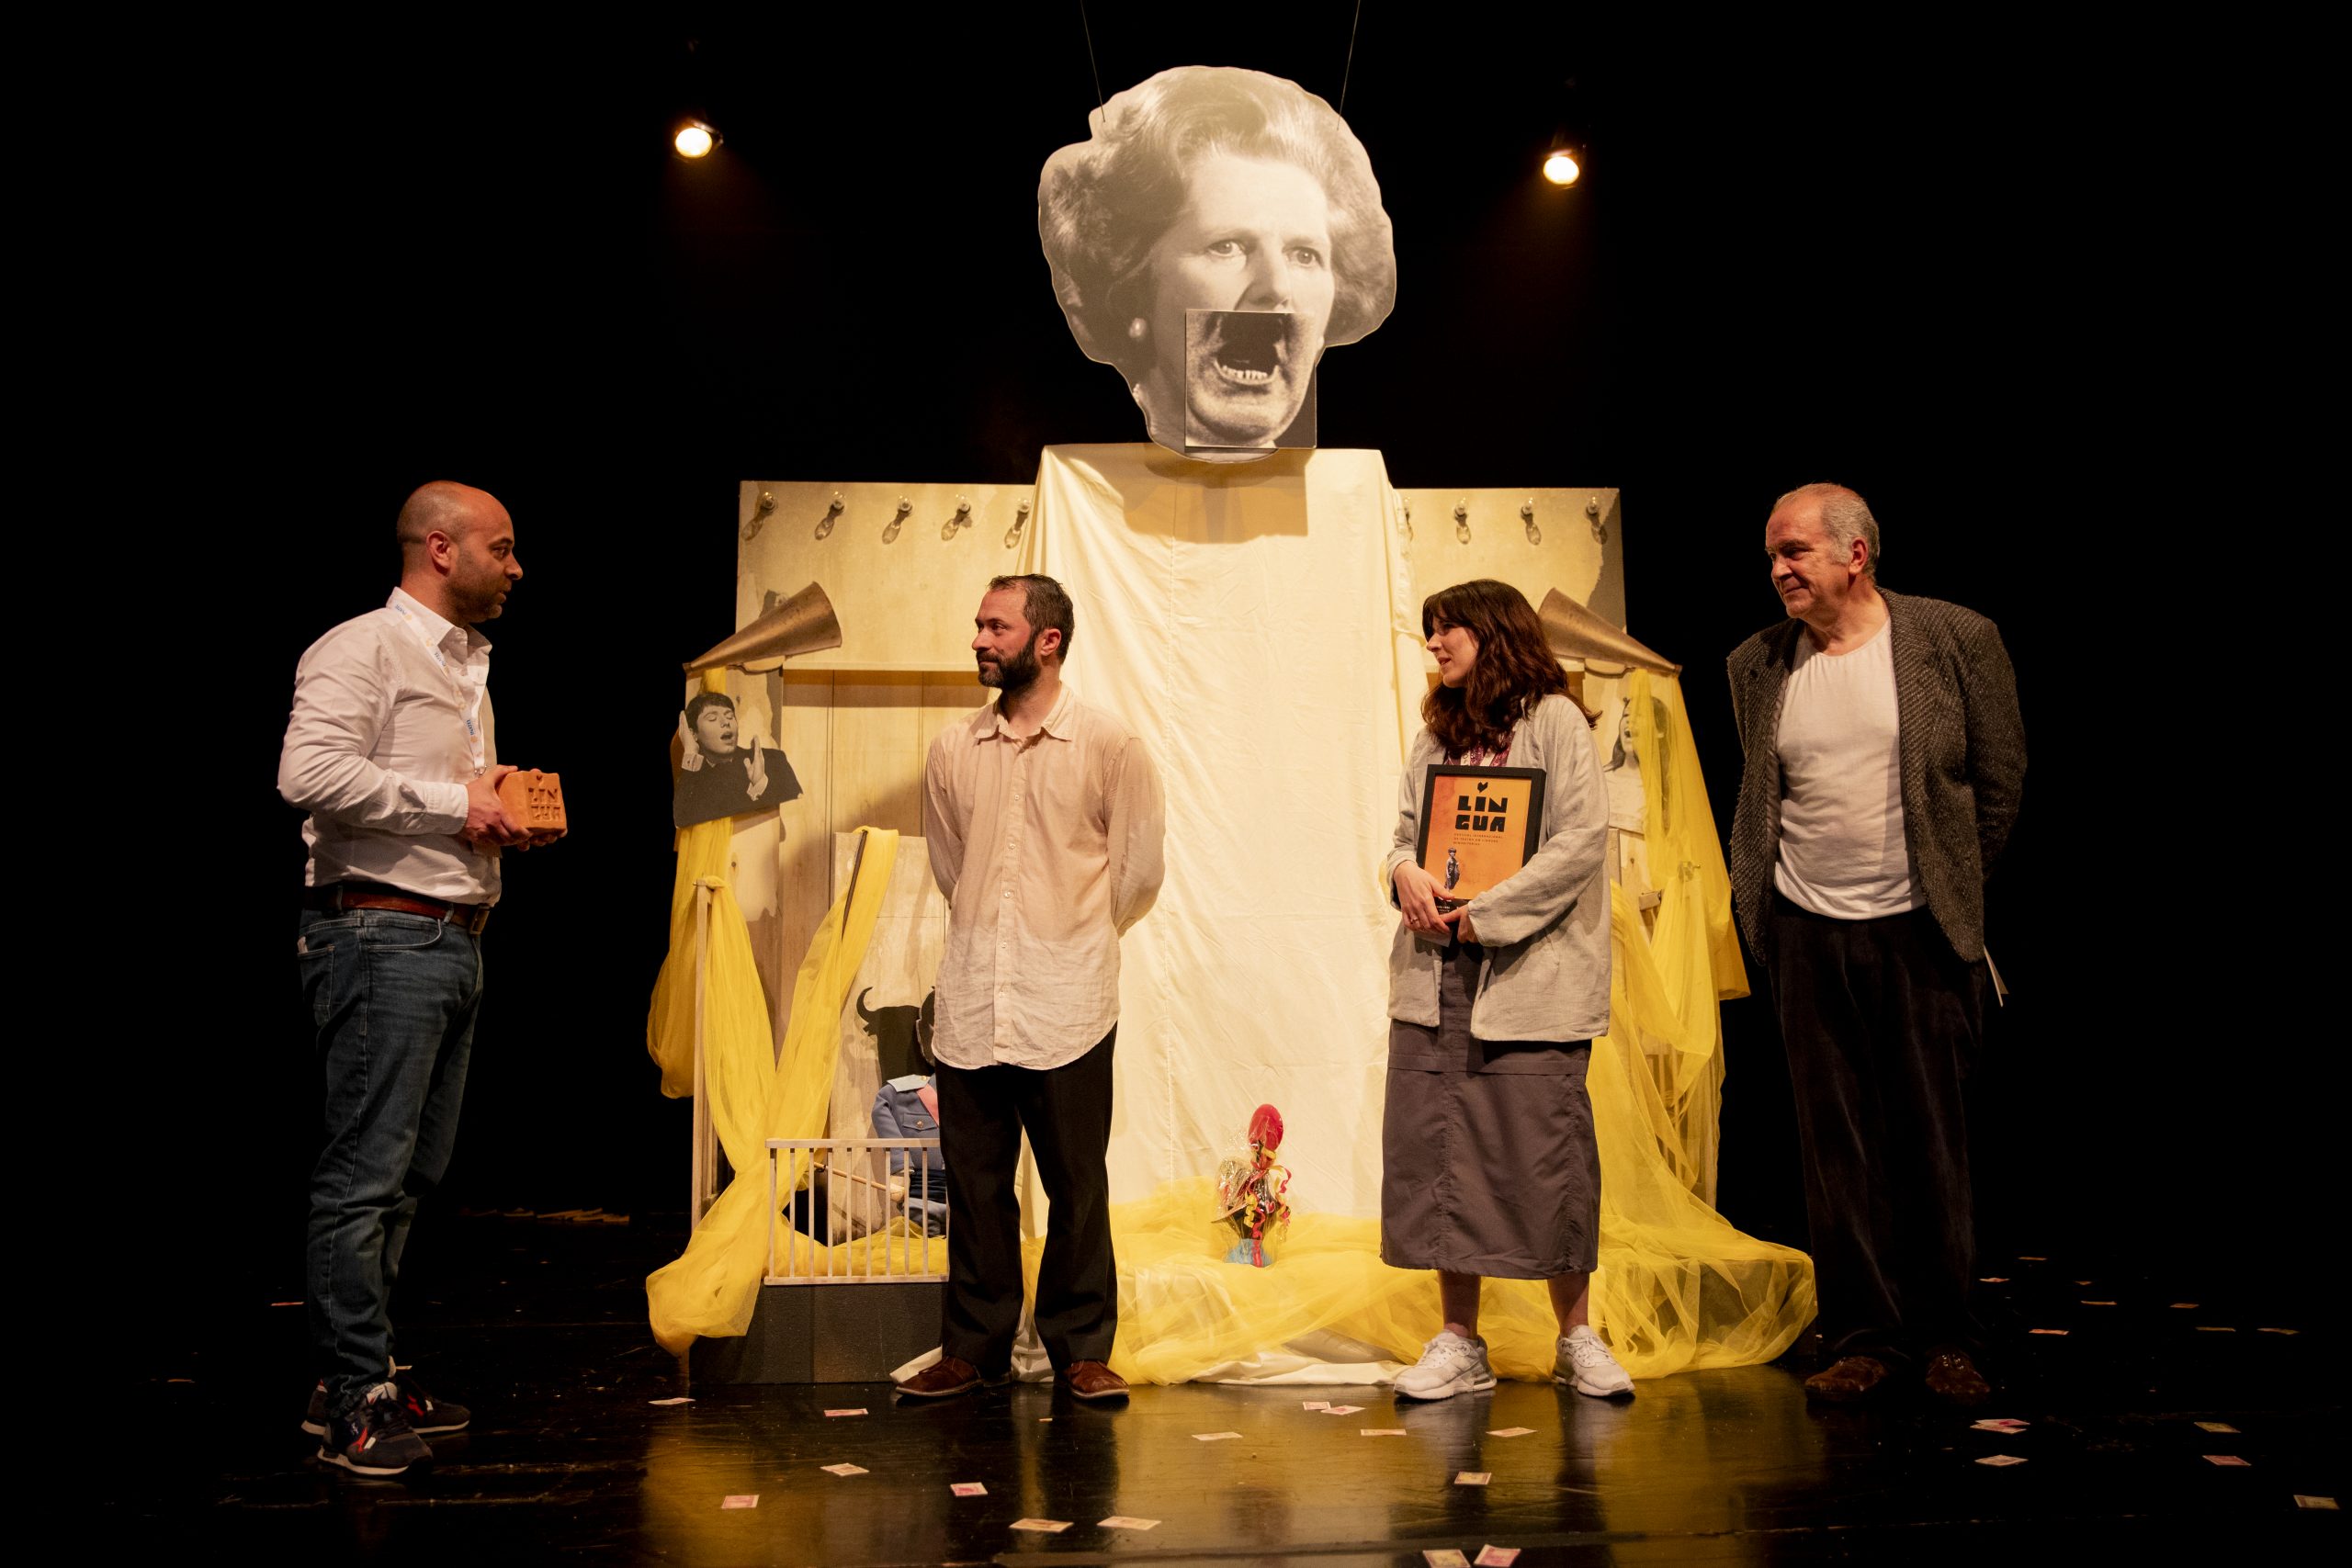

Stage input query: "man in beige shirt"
[{"left": 897, "top": 574, "right": 1165, "bottom": 1402}]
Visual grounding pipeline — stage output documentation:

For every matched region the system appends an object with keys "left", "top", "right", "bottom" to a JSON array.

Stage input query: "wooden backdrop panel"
[{"left": 727, "top": 470, "right": 1633, "bottom": 1117}]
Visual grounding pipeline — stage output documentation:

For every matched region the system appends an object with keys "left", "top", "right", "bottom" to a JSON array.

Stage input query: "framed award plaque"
[{"left": 1416, "top": 765, "right": 1545, "bottom": 908}]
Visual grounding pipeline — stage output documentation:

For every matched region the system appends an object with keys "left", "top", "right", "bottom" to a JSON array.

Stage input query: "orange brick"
[{"left": 499, "top": 768, "right": 568, "bottom": 833}]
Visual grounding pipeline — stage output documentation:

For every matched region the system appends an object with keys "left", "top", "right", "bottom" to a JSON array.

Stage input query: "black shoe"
[
  {"left": 305, "top": 1372, "right": 469, "bottom": 1437},
  {"left": 317, "top": 1384, "right": 434, "bottom": 1477},
  {"left": 301, "top": 1380, "right": 329, "bottom": 1437}
]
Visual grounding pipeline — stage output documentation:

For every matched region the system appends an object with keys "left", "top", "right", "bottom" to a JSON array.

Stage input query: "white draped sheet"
[
  {"left": 1023, "top": 444, "right": 1424, "bottom": 1218},
  {"left": 927, "top": 444, "right": 1817, "bottom": 1385}
]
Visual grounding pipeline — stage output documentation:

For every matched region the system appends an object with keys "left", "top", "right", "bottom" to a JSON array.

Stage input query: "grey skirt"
[{"left": 1381, "top": 940, "right": 1600, "bottom": 1279}]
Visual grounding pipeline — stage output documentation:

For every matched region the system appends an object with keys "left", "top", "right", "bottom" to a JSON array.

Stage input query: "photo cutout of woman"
[{"left": 1039, "top": 65, "right": 1397, "bottom": 461}]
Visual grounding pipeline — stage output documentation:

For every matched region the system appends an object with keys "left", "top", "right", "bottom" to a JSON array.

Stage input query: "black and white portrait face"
[
  {"left": 1039, "top": 65, "right": 1396, "bottom": 463},
  {"left": 692, "top": 700, "right": 739, "bottom": 756},
  {"left": 674, "top": 690, "right": 803, "bottom": 830}
]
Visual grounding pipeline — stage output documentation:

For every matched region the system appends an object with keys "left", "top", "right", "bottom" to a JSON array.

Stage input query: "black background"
[{"left": 121, "top": 9, "right": 2319, "bottom": 1359}]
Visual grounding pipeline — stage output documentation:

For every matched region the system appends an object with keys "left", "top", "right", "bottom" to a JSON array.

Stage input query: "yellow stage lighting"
[
  {"left": 674, "top": 121, "right": 718, "bottom": 159},
  {"left": 1543, "top": 148, "right": 1582, "bottom": 186}
]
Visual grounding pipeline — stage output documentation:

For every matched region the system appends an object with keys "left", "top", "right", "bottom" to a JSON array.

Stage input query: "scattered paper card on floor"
[
  {"left": 1476, "top": 1549, "right": 1522, "bottom": 1567},
  {"left": 1011, "top": 1518, "right": 1072, "bottom": 1533},
  {"left": 823, "top": 1407, "right": 866, "bottom": 1417},
  {"left": 1454, "top": 1472, "right": 1491, "bottom": 1485},
  {"left": 1488, "top": 1427, "right": 1535, "bottom": 1438},
  {"left": 951, "top": 1483, "right": 987, "bottom": 1497},
  {"left": 720, "top": 1495, "right": 758, "bottom": 1509},
  {"left": 1099, "top": 1517, "right": 1159, "bottom": 1529},
  {"left": 821, "top": 1463, "right": 868, "bottom": 1476},
  {"left": 1976, "top": 1455, "right": 2027, "bottom": 1467},
  {"left": 1422, "top": 1552, "right": 1471, "bottom": 1568},
  {"left": 1193, "top": 1431, "right": 1243, "bottom": 1441}
]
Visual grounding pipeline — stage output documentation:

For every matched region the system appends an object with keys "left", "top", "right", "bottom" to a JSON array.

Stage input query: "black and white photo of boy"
[{"left": 673, "top": 690, "right": 801, "bottom": 829}]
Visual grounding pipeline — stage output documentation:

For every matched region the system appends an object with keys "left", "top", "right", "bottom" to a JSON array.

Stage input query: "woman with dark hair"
[
  {"left": 1379, "top": 580, "right": 1632, "bottom": 1401},
  {"left": 1038, "top": 65, "right": 1396, "bottom": 457}
]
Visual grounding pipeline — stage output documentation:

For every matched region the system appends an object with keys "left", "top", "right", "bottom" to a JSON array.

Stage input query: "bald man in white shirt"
[{"left": 278, "top": 481, "right": 543, "bottom": 1475}]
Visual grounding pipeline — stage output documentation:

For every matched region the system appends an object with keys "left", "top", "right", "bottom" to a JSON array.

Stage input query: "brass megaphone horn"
[
  {"left": 1537, "top": 587, "right": 1680, "bottom": 676},
  {"left": 683, "top": 581, "right": 843, "bottom": 673}
]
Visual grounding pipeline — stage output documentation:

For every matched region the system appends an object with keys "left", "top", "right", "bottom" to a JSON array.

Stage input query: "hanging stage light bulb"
[
  {"left": 674, "top": 120, "right": 719, "bottom": 159},
  {"left": 1543, "top": 146, "right": 1582, "bottom": 186}
]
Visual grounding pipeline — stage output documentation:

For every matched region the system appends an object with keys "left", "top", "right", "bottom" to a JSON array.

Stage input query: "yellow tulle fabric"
[
  {"left": 697, "top": 670, "right": 1808, "bottom": 1382},
  {"left": 1077, "top": 671, "right": 1810, "bottom": 1384},
  {"left": 646, "top": 671, "right": 738, "bottom": 1100},
  {"left": 645, "top": 819, "right": 899, "bottom": 1352},
  {"left": 772, "top": 1224, "right": 946, "bottom": 1281}
]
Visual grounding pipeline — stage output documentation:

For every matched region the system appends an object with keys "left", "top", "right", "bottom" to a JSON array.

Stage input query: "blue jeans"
[{"left": 298, "top": 906, "right": 483, "bottom": 1415}]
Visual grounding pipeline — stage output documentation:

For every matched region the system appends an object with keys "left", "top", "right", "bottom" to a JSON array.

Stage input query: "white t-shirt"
[{"left": 1772, "top": 619, "right": 1924, "bottom": 919}]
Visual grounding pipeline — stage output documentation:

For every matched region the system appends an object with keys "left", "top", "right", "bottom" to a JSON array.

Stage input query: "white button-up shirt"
[
  {"left": 922, "top": 685, "right": 1165, "bottom": 1069},
  {"left": 278, "top": 588, "right": 501, "bottom": 904}
]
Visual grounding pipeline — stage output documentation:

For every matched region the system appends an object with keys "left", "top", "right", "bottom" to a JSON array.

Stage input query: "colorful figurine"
[{"left": 1213, "top": 1104, "right": 1294, "bottom": 1267}]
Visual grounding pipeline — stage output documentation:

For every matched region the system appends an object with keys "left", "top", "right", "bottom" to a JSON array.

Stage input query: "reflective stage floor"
[{"left": 119, "top": 1217, "right": 2343, "bottom": 1563}]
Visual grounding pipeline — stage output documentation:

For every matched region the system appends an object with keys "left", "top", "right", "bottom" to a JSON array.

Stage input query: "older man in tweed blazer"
[{"left": 1727, "top": 483, "right": 2025, "bottom": 1408}]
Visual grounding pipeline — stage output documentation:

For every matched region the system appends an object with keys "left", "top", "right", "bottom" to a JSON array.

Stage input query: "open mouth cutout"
[
  {"left": 1202, "top": 310, "right": 1290, "bottom": 384},
  {"left": 1182, "top": 308, "right": 1317, "bottom": 453}
]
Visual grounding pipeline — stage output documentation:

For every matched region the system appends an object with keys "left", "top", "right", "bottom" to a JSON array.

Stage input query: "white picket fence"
[{"left": 764, "top": 1136, "right": 948, "bottom": 1284}]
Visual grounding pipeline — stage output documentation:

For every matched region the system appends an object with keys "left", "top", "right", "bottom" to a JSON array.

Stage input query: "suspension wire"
[
  {"left": 1337, "top": 0, "right": 1364, "bottom": 111},
  {"left": 1079, "top": 1, "right": 1105, "bottom": 112}
]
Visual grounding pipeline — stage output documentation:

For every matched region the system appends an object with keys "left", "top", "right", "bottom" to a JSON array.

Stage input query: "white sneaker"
[
  {"left": 1392, "top": 1330, "right": 1497, "bottom": 1400},
  {"left": 1555, "top": 1325, "right": 1634, "bottom": 1398}
]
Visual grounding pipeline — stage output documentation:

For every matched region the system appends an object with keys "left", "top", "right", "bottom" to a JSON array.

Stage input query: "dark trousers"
[
  {"left": 1764, "top": 894, "right": 1982, "bottom": 1367},
  {"left": 934, "top": 1029, "right": 1118, "bottom": 1373}
]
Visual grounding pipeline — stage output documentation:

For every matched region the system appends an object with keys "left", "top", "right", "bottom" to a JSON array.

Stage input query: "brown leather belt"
[{"left": 304, "top": 881, "right": 494, "bottom": 935}]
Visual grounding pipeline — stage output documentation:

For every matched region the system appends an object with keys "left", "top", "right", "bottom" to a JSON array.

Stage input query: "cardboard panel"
[
  {"left": 1394, "top": 487, "right": 1629, "bottom": 651},
  {"left": 828, "top": 833, "right": 949, "bottom": 1237},
  {"left": 737, "top": 481, "right": 1035, "bottom": 671}
]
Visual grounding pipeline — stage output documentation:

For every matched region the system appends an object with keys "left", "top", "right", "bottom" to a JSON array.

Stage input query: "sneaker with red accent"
[
  {"left": 390, "top": 1372, "right": 470, "bottom": 1435},
  {"left": 303, "top": 1372, "right": 469, "bottom": 1437},
  {"left": 317, "top": 1383, "right": 433, "bottom": 1476}
]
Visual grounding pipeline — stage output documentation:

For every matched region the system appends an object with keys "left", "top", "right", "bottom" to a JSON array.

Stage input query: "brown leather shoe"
[
  {"left": 896, "top": 1354, "right": 984, "bottom": 1399},
  {"left": 1804, "top": 1355, "right": 1891, "bottom": 1403},
  {"left": 1923, "top": 1350, "right": 1990, "bottom": 1406},
  {"left": 1061, "top": 1360, "right": 1128, "bottom": 1401}
]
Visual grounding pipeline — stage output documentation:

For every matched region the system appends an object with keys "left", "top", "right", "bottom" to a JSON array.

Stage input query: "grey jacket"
[
  {"left": 1384, "top": 694, "right": 1612, "bottom": 1043},
  {"left": 1726, "top": 588, "right": 2026, "bottom": 963}
]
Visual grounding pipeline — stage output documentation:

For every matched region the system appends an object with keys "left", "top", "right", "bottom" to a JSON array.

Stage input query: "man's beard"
[
  {"left": 453, "top": 573, "right": 508, "bottom": 623},
  {"left": 977, "top": 630, "right": 1042, "bottom": 693}
]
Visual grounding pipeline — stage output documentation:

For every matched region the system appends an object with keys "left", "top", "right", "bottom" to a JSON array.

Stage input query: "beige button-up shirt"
[{"left": 922, "top": 684, "right": 1165, "bottom": 1069}]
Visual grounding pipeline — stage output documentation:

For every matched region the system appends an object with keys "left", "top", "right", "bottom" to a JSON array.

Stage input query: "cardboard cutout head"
[{"left": 1040, "top": 65, "right": 1396, "bottom": 463}]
